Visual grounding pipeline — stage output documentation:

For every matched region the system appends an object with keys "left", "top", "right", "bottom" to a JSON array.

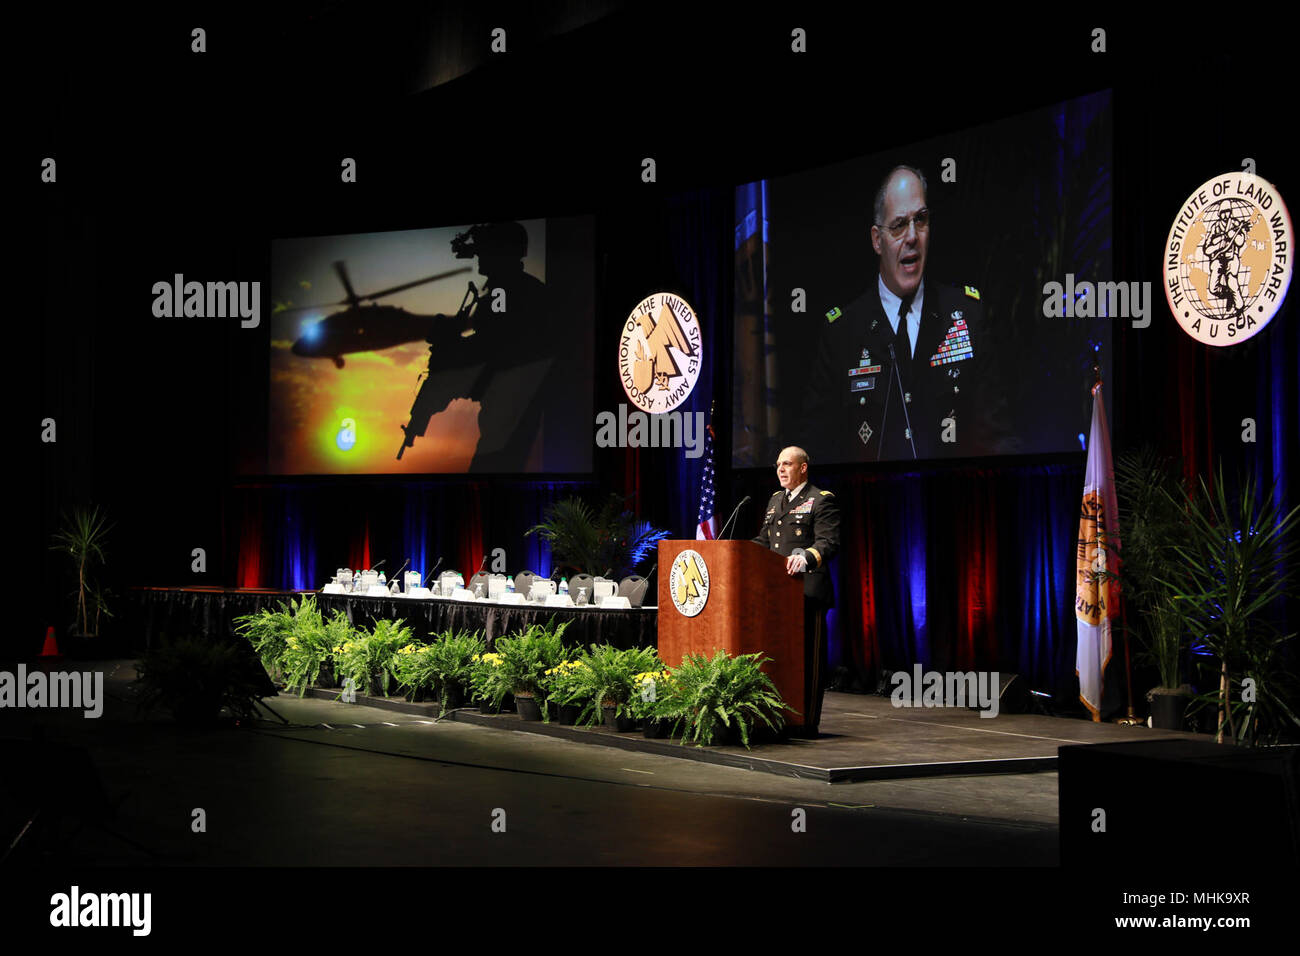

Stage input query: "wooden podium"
[{"left": 656, "top": 539, "right": 810, "bottom": 731}]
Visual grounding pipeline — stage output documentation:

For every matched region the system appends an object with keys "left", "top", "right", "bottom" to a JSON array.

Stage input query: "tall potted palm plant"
[
  {"left": 525, "top": 494, "right": 670, "bottom": 578},
  {"left": 50, "top": 505, "right": 114, "bottom": 639},
  {"left": 1161, "top": 464, "right": 1300, "bottom": 746},
  {"left": 1106, "top": 450, "right": 1196, "bottom": 728}
]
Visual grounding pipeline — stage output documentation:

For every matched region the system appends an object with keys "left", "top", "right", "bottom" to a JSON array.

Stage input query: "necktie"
[{"left": 894, "top": 296, "right": 913, "bottom": 385}]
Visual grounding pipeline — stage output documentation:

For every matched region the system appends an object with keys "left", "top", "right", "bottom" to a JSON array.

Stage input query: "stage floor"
[{"left": 307, "top": 688, "right": 1199, "bottom": 783}]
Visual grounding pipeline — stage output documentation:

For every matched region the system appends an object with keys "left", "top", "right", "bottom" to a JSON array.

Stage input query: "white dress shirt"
[
  {"left": 786, "top": 480, "right": 807, "bottom": 502},
  {"left": 877, "top": 275, "right": 925, "bottom": 358}
]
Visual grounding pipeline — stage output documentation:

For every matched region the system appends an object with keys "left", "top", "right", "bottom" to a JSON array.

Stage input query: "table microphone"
[
  {"left": 632, "top": 563, "right": 658, "bottom": 605},
  {"left": 718, "top": 496, "right": 751, "bottom": 540}
]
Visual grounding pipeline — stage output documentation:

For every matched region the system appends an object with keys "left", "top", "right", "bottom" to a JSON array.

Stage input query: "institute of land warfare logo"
[
  {"left": 618, "top": 292, "right": 703, "bottom": 413},
  {"left": 1164, "top": 172, "right": 1292, "bottom": 346},
  {"left": 669, "top": 548, "right": 710, "bottom": 617}
]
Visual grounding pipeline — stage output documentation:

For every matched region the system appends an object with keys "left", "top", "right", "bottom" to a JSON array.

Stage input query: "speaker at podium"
[{"left": 656, "top": 539, "right": 814, "bottom": 734}]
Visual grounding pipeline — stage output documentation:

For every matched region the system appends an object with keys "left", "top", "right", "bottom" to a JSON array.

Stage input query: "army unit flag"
[{"left": 1074, "top": 382, "right": 1121, "bottom": 721}]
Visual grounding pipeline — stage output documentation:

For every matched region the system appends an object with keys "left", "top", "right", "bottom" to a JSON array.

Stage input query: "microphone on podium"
[{"left": 718, "top": 496, "right": 751, "bottom": 540}]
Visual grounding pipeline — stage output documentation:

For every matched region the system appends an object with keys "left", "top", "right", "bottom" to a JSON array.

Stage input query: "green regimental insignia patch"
[
  {"left": 826, "top": 306, "right": 842, "bottom": 323},
  {"left": 964, "top": 286, "right": 980, "bottom": 300}
]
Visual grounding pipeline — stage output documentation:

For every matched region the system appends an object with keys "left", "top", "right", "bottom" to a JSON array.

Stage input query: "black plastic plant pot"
[
  {"left": 642, "top": 717, "right": 671, "bottom": 738},
  {"left": 602, "top": 704, "right": 636, "bottom": 732},
  {"left": 441, "top": 683, "right": 464, "bottom": 712},
  {"left": 516, "top": 694, "right": 542, "bottom": 721},
  {"left": 1149, "top": 692, "right": 1191, "bottom": 730}
]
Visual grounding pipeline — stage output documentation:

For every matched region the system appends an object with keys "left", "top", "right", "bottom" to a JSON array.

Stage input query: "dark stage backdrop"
[{"left": 31, "top": 14, "right": 1298, "bottom": 723}]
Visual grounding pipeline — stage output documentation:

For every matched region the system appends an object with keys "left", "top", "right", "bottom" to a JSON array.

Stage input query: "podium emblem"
[{"left": 668, "top": 548, "right": 710, "bottom": 618}]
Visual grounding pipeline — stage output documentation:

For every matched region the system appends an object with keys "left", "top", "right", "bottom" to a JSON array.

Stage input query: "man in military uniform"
[
  {"left": 803, "top": 165, "right": 1013, "bottom": 461},
  {"left": 751, "top": 446, "right": 840, "bottom": 733}
]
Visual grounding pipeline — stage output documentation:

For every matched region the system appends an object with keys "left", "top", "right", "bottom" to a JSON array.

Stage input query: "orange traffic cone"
[{"left": 40, "top": 626, "right": 60, "bottom": 658}]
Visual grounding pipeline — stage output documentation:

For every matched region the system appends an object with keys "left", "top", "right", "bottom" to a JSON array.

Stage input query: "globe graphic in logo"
[
  {"left": 1164, "top": 170, "right": 1295, "bottom": 347},
  {"left": 1175, "top": 196, "right": 1269, "bottom": 323}
]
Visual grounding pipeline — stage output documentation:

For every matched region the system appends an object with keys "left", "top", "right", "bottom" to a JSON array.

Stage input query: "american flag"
[{"left": 696, "top": 419, "right": 717, "bottom": 539}]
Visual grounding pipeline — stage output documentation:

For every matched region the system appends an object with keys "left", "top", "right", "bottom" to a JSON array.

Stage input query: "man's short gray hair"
[{"left": 873, "top": 164, "right": 928, "bottom": 226}]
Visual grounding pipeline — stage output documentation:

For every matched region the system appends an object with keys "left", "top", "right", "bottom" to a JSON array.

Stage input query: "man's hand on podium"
[{"left": 786, "top": 550, "right": 808, "bottom": 574}]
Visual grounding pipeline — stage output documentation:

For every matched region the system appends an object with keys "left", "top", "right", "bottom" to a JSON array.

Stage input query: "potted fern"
[
  {"left": 275, "top": 595, "right": 349, "bottom": 696},
  {"left": 135, "top": 636, "right": 269, "bottom": 726},
  {"left": 563, "top": 644, "right": 663, "bottom": 730},
  {"left": 235, "top": 602, "right": 295, "bottom": 684},
  {"left": 317, "top": 609, "right": 353, "bottom": 688},
  {"left": 540, "top": 659, "right": 586, "bottom": 723},
  {"left": 493, "top": 620, "right": 573, "bottom": 720},
  {"left": 656, "top": 650, "right": 794, "bottom": 748},
  {"left": 336, "top": 618, "right": 416, "bottom": 697},
  {"left": 425, "top": 628, "right": 486, "bottom": 712},
  {"left": 469, "top": 651, "right": 508, "bottom": 712},
  {"left": 629, "top": 668, "right": 674, "bottom": 737},
  {"left": 391, "top": 642, "right": 437, "bottom": 702}
]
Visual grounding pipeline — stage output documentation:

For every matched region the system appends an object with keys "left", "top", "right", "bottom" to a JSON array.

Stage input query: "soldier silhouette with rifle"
[{"left": 397, "top": 221, "right": 561, "bottom": 472}]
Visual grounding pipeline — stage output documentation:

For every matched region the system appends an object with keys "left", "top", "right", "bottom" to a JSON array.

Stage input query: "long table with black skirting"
[{"left": 127, "top": 587, "right": 658, "bottom": 652}]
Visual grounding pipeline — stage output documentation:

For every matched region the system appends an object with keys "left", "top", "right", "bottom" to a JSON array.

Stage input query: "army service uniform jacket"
[
  {"left": 751, "top": 483, "right": 840, "bottom": 607},
  {"left": 802, "top": 281, "right": 1013, "bottom": 462}
]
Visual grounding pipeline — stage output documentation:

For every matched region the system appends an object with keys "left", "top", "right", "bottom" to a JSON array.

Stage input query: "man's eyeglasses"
[{"left": 879, "top": 208, "right": 930, "bottom": 240}]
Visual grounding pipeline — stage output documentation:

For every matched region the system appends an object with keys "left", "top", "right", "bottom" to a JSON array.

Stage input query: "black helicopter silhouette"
[{"left": 279, "top": 260, "right": 473, "bottom": 368}]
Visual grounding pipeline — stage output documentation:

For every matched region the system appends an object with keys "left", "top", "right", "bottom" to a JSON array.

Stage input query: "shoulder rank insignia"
[
  {"left": 964, "top": 285, "right": 980, "bottom": 300},
  {"left": 826, "top": 306, "right": 842, "bottom": 323},
  {"left": 820, "top": 490, "right": 833, "bottom": 496}
]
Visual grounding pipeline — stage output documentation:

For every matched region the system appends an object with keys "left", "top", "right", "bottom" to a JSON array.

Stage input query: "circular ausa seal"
[
  {"left": 1164, "top": 172, "right": 1292, "bottom": 346},
  {"left": 668, "top": 548, "right": 710, "bottom": 618},
  {"left": 618, "top": 292, "right": 703, "bottom": 413}
]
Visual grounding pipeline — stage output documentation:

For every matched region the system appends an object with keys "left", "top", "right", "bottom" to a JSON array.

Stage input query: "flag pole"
[{"left": 1097, "top": 363, "right": 1141, "bottom": 727}]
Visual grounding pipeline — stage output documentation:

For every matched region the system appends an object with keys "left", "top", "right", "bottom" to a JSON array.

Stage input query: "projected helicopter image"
[{"left": 269, "top": 220, "right": 563, "bottom": 475}]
